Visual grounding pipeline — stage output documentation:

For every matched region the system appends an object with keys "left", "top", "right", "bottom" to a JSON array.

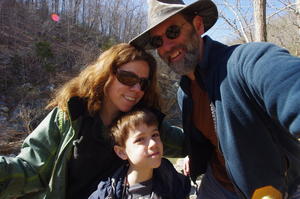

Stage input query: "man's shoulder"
[{"left": 232, "top": 41, "right": 288, "bottom": 58}]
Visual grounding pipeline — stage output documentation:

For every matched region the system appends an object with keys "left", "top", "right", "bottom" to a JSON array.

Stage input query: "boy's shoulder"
[
  {"left": 89, "top": 164, "right": 128, "bottom": 199},
  {"left": 155, "top": 158, "right": 188, "bottom": 180},
  {"left": 153, "top": 158, "right": 191, "bottom": 199},
  {"left": 156, "top": 158, "right": 179, "bottom": 173}
]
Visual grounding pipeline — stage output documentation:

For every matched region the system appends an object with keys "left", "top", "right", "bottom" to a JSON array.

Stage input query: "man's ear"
[
  {"left": 114, "top": 145, "right": 128, "bottom": 160},
  {"left": 192, "top": 15, "right": 205, "bottom": 35}
]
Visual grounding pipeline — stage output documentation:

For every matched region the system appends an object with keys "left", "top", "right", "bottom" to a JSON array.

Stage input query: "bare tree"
[
  {"left": 216, "top": 0, "right": 253, "bottom": 43},
  {"left": 215, "top": 0, "right": 299, "bottom": 46},
  {"left": 5, "top": 0, "right": 147, "bottom": 45},
  {"left": 73, "top": 0, "right": 81, "bottom": 24},
  {"left": 297, "top": 0, "right": 300, "bottom": 37},
  {"left": 82, "top": 0, "right": 85, "bottom": 25},
  {"left": 296, "top": 0, "right": 300, "bottom": 55},
  {"left": 53, "top": 0, "right": 59, "bottom": 14},
  {"left": 61, "top": 0, "right": 66, "bottom": 12},
  {"left": 253, "top": 0, "right": 267, "bottom": 41},
  {"left": 265, "top": 0, "right": 300, "bottom": 55}
]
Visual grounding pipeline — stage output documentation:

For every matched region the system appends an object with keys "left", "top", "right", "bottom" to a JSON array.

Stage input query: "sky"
[
  {"left": 183, "top": 0, "right": 231, "bottom": 42},
  {"left": 184, "top": 0, "right": 293, "bottom": 43}
]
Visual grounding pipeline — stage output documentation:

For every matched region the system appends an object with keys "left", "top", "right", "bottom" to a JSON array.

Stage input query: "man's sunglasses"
[
  {"left": 114, "top": 69, "right": 150, "bottom": 91},
  {"left": 149, "top": 23, "right": 185, "bottom": 49}
]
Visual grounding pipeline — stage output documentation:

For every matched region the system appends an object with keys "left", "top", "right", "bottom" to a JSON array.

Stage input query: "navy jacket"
[
  {"left": 88, "top": 158, "right": 190, "bottom": 199},
  {"left": 178, "top": 36, "right": 300, "bottom": 198}
]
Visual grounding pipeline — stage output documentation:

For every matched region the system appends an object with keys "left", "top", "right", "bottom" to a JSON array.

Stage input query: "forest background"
[{"left": 0, "top": 0, "right": 299, "bottom": 154}]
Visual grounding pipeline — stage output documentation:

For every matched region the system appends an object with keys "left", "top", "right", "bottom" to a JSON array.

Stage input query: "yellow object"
[{"left": 252, "top": 186, "right": 282, "bottom": 199}]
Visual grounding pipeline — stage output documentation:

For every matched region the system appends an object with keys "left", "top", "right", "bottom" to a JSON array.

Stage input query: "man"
[{"left": 129, "top": 0, "right": 300, "bottom": 199}]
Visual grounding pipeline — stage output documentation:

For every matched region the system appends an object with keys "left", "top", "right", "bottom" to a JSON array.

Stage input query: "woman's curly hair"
[{"left": 47, "top": 43, "right": 160, "bottom": 116}]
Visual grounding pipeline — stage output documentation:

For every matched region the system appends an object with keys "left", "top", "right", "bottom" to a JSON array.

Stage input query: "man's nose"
[{"left": 158, "top": 36, "right": 176, "bottom": 54}]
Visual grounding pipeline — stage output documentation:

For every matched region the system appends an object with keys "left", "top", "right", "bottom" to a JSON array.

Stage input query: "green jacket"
[{"left": 0, "top": 98, "right": 185, "bottom": 198}]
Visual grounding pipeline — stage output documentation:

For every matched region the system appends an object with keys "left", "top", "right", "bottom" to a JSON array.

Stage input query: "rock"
[
  {"left": 0, "top": 53, "right": 10, "bottom": 65},
  {"left": 0, "top": 100, "right": 6, "bottom": 105},
  {"left": 0, "top": 106, "right": 9, "bottom": 113},
  {"left": 0, "top": 115, "right": 8, "bottom": 123},
  {"left": 21, "top": 83, "right": 33, "bottom": 90},
  {"left": 0, "top": 103, "right": 9, "bottom": 124}
]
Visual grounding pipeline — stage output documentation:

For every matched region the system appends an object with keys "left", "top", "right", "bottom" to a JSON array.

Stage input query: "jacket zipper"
[{"left": 210, "top": 103, "right": 247, "bottom": 199}]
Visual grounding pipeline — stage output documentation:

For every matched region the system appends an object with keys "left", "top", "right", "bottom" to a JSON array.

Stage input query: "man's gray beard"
[{"left": 165, "top": 33, "right": 200, "bottom": 76}]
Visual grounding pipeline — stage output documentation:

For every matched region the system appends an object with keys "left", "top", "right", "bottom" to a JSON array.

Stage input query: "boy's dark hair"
[{"left": 110, "top": 108, "right": 159, "bottom": 147}]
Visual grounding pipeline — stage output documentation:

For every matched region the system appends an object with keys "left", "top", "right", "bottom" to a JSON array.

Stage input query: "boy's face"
[{"left": 115, "top": 123, "right": 163, "bottom": 171}]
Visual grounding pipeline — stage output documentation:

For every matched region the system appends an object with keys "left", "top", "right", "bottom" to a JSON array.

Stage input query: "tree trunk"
[
  {"left": 253, "top": 0, "right": 267, "bottom": 41},
  {"left": 296, "top": 0, "right": 300, "bottom": 55},
  {"left": 297, "top": 0, "right": 300, "bottom": 37},
  {"left": 61, "top": 0, "right": 65, "bottom": 12},
  {"left": 82, "top": 0, "right": 85, "bottom": 25},
  {"left": 55, "top": 0, "right": 59, "bottom": 14}
]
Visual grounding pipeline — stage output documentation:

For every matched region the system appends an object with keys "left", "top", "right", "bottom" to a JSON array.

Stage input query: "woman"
[{"left": 0, "top": 44, "right": 185, "bottom": 198}]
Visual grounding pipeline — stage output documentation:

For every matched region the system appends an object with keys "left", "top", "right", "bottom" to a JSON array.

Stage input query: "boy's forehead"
[{"left": 129, "top": 123, "right": 159, "bottom": 136}]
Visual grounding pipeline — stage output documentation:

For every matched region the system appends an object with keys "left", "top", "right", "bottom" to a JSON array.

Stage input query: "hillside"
[{"left": 1, "top": 0, "right": 298, "bottom": 155}]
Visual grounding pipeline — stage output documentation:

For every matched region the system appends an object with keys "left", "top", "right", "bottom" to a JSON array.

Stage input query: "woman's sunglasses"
[
  {"left": 149, "top": 23, "right": 186, "bottom": 49},
  {"left": 114, "top": 69, "right": 150, "bottom": 91}
]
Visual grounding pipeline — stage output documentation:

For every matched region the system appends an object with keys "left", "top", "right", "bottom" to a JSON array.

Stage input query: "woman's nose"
[{"left": 130, "top": 83, "right": 142, "bottom": 91}]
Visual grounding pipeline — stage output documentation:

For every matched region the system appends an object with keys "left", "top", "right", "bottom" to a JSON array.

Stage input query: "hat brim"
[{"left": 129, "top": 0, "right": 218, "bottom": 50}]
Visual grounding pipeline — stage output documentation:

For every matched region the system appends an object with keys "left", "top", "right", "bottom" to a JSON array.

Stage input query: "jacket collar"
[
  {"left": 179, "top": 36, "right": 231, "bottom": 93},
  {"left": 179, "top": 36, "right": 215, "bottom": 93},
  {"left": 105, "top": 159, "right": 185, "bottom": 199}
]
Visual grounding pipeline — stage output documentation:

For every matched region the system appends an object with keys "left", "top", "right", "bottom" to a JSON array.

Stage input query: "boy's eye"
[
  {"left": 152, "top": 132, "right": 160, "bottom": 138},
  {"left": 134, "top": 137, "right": 144, "bottom": 143}
]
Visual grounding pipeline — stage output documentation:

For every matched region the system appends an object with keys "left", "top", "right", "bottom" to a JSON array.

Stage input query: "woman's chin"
[{"left": 119, "top": 105, "right": 135, "bottom": 113}]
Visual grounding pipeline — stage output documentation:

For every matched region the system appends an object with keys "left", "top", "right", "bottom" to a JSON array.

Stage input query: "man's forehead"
[{"left": 150, "top": 14, "right": 186, "bottom": 35}]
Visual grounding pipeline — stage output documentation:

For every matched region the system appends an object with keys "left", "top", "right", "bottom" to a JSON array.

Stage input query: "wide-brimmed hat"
[{"left": 129, "top": 0, "right": 218, "bottom": 49}]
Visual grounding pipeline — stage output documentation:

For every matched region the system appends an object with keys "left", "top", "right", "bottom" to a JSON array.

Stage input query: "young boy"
[{"left": 89, "top": 108, "right": 191, "bottom": 199}]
